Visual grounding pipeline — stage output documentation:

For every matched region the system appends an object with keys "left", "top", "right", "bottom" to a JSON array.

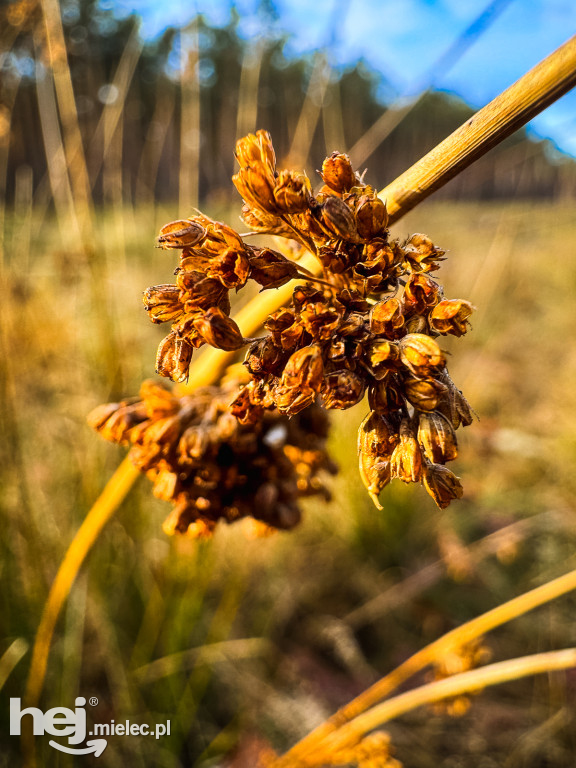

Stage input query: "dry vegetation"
[
  {"left": 2, "top": 195, "right": 576, "bottom": 766},
  {"left": 2, "top": 4, "right": 576, "bottom": 767}
]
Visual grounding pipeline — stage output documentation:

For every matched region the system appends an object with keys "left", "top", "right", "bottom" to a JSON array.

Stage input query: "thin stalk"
[
  {"left": 24, "top": 456, "right": 139, "bottom": 712},
  {"left": 273, "top": 566, "right": 576, "bottom": 766},
  {"left": 307, "top": 649, "right": 576, "bottom": 762},
  {"left": 380, "top": 33, "right": 576, "bottom": 223}
]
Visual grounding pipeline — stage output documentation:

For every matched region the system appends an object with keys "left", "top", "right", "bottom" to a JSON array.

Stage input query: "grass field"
[{"left": 2, "top": 198, "right": 576, "bottom": 767}]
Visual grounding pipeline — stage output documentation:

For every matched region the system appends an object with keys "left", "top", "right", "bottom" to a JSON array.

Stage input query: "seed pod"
[
  {"left": 357, "top": 411, "right": 398, "bottom": 507},
  {"left": 143, "top": 284, "right": 185, "bottom": 324},
  {"left": 366, "top": 339, "right": 400, "bottom": 377},
  {"left": 156, "top": 219, "right": 206, "bottom": 249},
  {"left": 355, "top": 194, "right": 388, "bottom": 240},
  {"left": 176, "top": 272, "right": 228, "bottom": 311},
  {"left": 368, "top": 377, "right": 405, "bottom": 414},
  {"left": 171, "top": 313, "right": 206, "bottom": 349},
  {"left": 281, "top": 344, "right": 324, "bottom": 391},
  {"left": 206, "top": 247, "right": 250, "bottom": 289},
  {"left": 292, "top": 284, "right": 326, "bottom": 312},
  {"left": 193, "top": 307, "right": 245, "bottom": 351},
  {"left": 429, "top": 299, "right": 475, "bottom": 337},
  {"left": 233, "top": 167, "right": 277, "bottom": 214},
  {"left": 418, "top": 412, "right": 458, "bottom": 463},
  {"left": 235, "top": 129, "right": 276, "bottom": 171},
  {"left": 319, "top": 195, "right": 360, "bottom": 241},
  {"left": 139, "top": 379, "right": 182, "bottom": 418},
  {"left": 327, "top": 339, "right": 347, "bottom": 364},
  {"left": 321, "top": 151, "right": 357, "bottom": 193},
  {"left": 300, "top": 302, "right": 342, "bottom": 341},
  {"left": 403, "top": 375, "right": 448, "bottom": 411},
  {"left": 422, "top": 462, "right": 463, "bottom": 508},
  {"left": 399, "top": 333, "right": 445, "bottom": 374},
  {"left": 87, "top": 401, "right": 125, "bottom": 434},
  {"left": 248, "top": 247, "right": 301, "bottom": 289},
  {"left": 370, "top": 298, "right": 404, "bottom": 337},
  {"left": 156, "top": 331, "right": 193, "bottom": 383},
  {"left": 273, "top": 170, "right": 311, "bottom": 213},
  {"left": 438, "top": 372, "right": 475, "bottom": 428},
  {"left": 403, "top": 273, "right": 441, "bottom": 314},
  {"left": 229, "top": 384, "right": 263, "bottom": 425},
  {"left": 402, "top": 232, "right": 445, "bottom": 272},
  {"left": 245, "top": 337, "right": 287, "bottom": 378},
  {"left": 273, "top": 383, "right": 316, "bottom": 415},
  {"left": 339, "top": 311, "right": 366, "bottom": 337},
  {"left": 390, "top": 418, "right": 422, "bottom": 483},
  {"left": 322, "top": 369, "right": 366, "bottom": 409}
]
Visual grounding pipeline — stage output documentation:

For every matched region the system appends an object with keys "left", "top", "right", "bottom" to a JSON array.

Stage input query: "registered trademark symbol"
[{"left": 89, "top": 697, "right": 98, "bottom": 706}]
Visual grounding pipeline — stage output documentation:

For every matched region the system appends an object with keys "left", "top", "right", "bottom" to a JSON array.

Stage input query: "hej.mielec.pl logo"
[{"left": 10, "top": 696, "right": 171, "bottom": 757}]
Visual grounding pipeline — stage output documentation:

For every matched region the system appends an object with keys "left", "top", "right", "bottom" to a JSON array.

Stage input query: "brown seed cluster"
[
  {"left": 88, "top": 370, "right": 336, "bottom": 537},
  {"left": 93, "top": 129, "right": 476, "bottom": 531}
]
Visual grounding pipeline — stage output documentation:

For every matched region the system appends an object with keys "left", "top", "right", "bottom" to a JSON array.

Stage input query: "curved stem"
[
  {"left": 305, "top": 649, "right": 576, "bottom": 763},
  {"left": 273, "top": 565, "right": 576, "bottom": 766}
]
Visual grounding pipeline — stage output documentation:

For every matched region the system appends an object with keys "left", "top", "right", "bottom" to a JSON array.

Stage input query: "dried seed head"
[
  {"left": 354, "top": 193, "right": 388, "bottom": 240},
  {"left": 156, "top": 331, "right": 193, "bottom": 383},
  {"left": 358, "top": 411, "right": 398, "bottom": 507},
  {"left": 235, "top": 129, "right": 276, "bottom": 171},
  {"left": 273, "top": 169, "right": 311, "bottom": 213},
  {"left": 403, "top": 273, "right": 441, "bottom": 314},
  {"left": 300, "top": 302, "right": 342, "bottom": 341},
  {"left": 143, "top": 284, "right": 185, "bottom": 324},
  {"left": 390, "top": 418, "right": 422, "bottom": 483},
  {"left": 322, "top": 369, "right": 366, "bottom": 409},
  {"left": 418, "top": 412, "right": 458, "bottom": 463},
  {"left": 365, "top": 339, "right": 401, "bottom": 377},
  {"left": 248, "top": 247, "right": 301, "bottom": 289},
  {"left": 280, "top": 344, "right": 324, "bottom": 392},
  {"left": 321, "top": 151, "right": 357, "bottom": 193},
  {"left": 403, "top": 232, "right": 445, "bottom": 272},
  {"left": 370, "top": 298, "right": 405, "bottom": 337},
  {"left": 399, "top": 333, "right": 445, "bottom": 374},
  {"left": 193, "top": 307, "right": 245, "bottom": 351},
  {"left": 422, "top": 461, "right": 463, "bottom": 508},
  {"left": 156, "top": 219, "right": 206, "bottom": 249},
  {"left": 403, "top": 375, "right": 448, "bottom": 412},
  {"left": 319, "top": 195, "right": 360, "bottom": 241},
  {"left": 429, "top": 299, "right": 475, "bottom": 337}
]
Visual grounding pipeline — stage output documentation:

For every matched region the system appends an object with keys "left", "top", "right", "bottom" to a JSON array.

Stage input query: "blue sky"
[{"left": 108, "top": 0, "right": 576, "bottom": 157}]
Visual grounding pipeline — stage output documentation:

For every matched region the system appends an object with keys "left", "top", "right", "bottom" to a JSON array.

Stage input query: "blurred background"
[{"left": 2, "top": 0, "right": 576, "bottom": 766}]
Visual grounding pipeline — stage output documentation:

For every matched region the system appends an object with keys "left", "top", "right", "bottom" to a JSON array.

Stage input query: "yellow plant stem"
[
  {"left": 305, "top": 649, "right": 576, "bottom": 763},
  {"left": 24, "top": 456, "right": 139, "bottom": 712},
  {"left": 273, "top": 565, "right": 576, "bottom": 766}
]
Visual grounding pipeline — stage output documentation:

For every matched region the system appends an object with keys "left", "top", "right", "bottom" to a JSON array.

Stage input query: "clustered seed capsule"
[
  {"left": 88, "top": 371, "right": 336, "bottom": 538},
  {"left": 93, "top": 129, "right": 477, "bottom": 533}
]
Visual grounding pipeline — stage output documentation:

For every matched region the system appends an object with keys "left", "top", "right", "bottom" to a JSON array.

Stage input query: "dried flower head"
[
  {"left": 92, "top": 129, "right": 478, "bottom": 535},
  {"left": 89, "top": 375, "right": 336, "bottom": 538}
]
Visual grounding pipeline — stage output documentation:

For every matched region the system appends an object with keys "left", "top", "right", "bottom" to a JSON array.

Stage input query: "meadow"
[{"left": 2, "top": 194, "right": 576, "bottom": 767}]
